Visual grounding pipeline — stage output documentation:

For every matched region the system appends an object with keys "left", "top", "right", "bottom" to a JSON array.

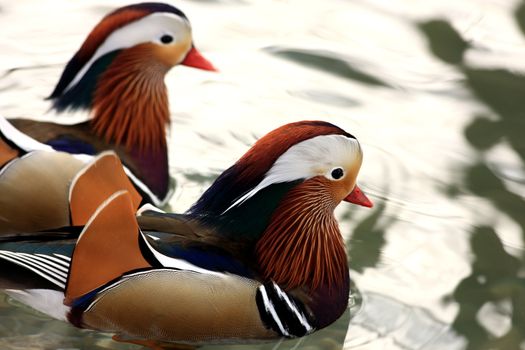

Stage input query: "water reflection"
[
  {"left": 516, "top": 1, "right": 525, "bottom": 35},
  {"left": 419, "top": 2, "right": 525, "bottom": 348},
  {"left": 346, "top": 202, "right": 391, "bottom": 273},
  {"left": 450, "top": 226, "right": 523, "bottom": 350},
  {"left": 265, "top": 47, "right": 390, "bottom": 87},
  {"left": 418, "top": 20, "right": 468, "bottom": 65},
  {"left": 0, "top": 294, "right": 137, "bottom": 350}
]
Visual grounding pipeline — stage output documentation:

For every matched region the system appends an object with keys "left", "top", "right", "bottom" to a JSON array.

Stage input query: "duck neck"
[
  {"left": 90, "top": 45, "right": 170, "bottom": 153},
  {"left": 255, "top": 177, "right": 350, "bottom": 328},
  {"left": 128, "top": 143, "right": 170, "bottom": 201},
  {"left": 190, "top": 179, "right": 302, "bottom": 243}
]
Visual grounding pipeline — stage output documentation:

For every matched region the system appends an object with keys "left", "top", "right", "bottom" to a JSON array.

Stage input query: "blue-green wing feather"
[{"left": 146, "top": 232, "right": 255, "bottom": 278}]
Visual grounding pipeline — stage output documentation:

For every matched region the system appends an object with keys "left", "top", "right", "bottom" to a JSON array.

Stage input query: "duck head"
[
  {"left": 189, "top": 120, "right": 371, "bottom": 228},
  {"left": 188, "top": 121, "right": 372, "bottom": 291},
  {"left": 48, "top": 2, "right": 216, "bottom": 151}
]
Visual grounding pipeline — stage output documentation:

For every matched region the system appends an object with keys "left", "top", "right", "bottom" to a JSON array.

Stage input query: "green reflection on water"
[
  {"left": 450, "top": 226, "right": 525, "bottom": 350},
  {"left": 264, "top": 47, "right": 390, "bottom": 87},
  {"left": 465, "top": 68, "right": 525, "bottom": 163},
  {"left": 419, "top": 2, "right": 525, "bottom": 348},
  {"left": 516, "top": 1, "right": 525, "bottom": 36},
  {"left": 346, "top": 202, "right": 392, "bottom": 273},
  {"left": 418, "top": 20, "right": 468, "bottom": 65}
]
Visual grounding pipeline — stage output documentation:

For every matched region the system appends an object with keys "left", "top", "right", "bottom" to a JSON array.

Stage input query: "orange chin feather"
[
  {"left": 91, "top": 44, "right": 170, "bottom": 152},
  {"left": 255, "top": 177, "right": 348, "bottom": 293}
]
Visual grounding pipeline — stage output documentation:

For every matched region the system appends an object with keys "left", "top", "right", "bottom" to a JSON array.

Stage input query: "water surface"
[{"left": 1, "top": 0, "right": 525, "bottom": 349}]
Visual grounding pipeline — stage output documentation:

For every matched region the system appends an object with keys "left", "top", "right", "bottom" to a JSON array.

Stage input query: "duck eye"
[
  {"left": 331, "top": 167, "right": 344, "bottom": 180},
  {"left": 160, "top": 34, "right": 174, "bottom": 44}
]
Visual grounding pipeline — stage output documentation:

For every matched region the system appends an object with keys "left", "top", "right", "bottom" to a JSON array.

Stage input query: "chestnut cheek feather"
[
  {"left": 153, "top": 38, "right": 192, "bottom": 67},
  {"left": 324, "top": 174, "right": 356, "bottom": 204},
  {"left": 92, "top": 44, "right": 170, "bottom": 152},
  {"left": 256, "top": 177, "right": 348, "bottom": 292}
]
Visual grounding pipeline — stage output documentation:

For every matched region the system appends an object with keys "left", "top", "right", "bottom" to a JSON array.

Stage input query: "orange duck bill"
[
  {"left": 344, "top": 185, "right": 373, "bottom": 208},
  {"left": 181, "top": 46, "right": 217, "bottom": 71}
]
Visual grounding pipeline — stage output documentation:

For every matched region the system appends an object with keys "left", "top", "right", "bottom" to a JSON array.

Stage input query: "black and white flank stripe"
[
  {"left": 256, "top": 281, "right": 314, "bottom": 338},
  {"left": 0, "top": 250, "right": 70, "bottom": 289}
]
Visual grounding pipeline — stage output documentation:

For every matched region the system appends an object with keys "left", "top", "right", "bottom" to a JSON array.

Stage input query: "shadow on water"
[
  {"left": 516, "top": 1, "right": 525, "bottom": 35},
  {"left": 346, "top": 202, "right": 394, "bottom": 273},
  {"left": 449, "top": 226, "right": 525, "bottom": 350},
  {"left": 419, "top": 2, "right": 525, "bottom": 348},
  {"left": 264, "top": 46, "right": 390, "bottom": 87},
  {"left": 418, "top": 20, "right": 469, "bottom": 65}
]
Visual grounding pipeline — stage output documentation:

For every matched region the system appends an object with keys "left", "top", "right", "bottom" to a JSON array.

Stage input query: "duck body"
[
  {"left": 4, "top": 118, "right": 169, "bottom": 202},
  {"left": 0, "top": 121, "right": 373, "bottom": 346},
  {"left": 0, "top": 200, "right": 316, "bottom": 343},
  {"left": 2, "top": 2, "right": 216, "bottom": 206}
]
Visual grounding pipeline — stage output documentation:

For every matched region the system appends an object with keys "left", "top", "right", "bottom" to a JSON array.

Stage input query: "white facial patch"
[
  {"left": 224, "top": 134, "right": 362, "bottom": 213},
  {"left": 65, "top": 12, "right": 191, "bottom": 93}
]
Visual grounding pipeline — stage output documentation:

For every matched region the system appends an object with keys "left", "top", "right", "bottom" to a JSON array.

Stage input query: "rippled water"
[{"left": 1, "top": 0, "right": 525, "bottom": 349}]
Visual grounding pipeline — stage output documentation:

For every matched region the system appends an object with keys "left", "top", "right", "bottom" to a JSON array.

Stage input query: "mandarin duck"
[
  {"left": 0, "top": 121, "right": 373, "bottom": 348},
  {"left": 1, "top": 2, "right": 216, "bottom": 207}
]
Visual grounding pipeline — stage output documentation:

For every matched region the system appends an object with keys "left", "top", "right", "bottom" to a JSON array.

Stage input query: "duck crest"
[
  {"left": 48, "top": 3, "right": 179, "bottom": 152},
  {"left": 49, "top": 2, "right": 186, "bottom": 102},
  {"left": 255, "top": 177, "right": 348, "bottom": 293},
  {"left": 189, "top": 121, "right": 355, "bottom": 218}
]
